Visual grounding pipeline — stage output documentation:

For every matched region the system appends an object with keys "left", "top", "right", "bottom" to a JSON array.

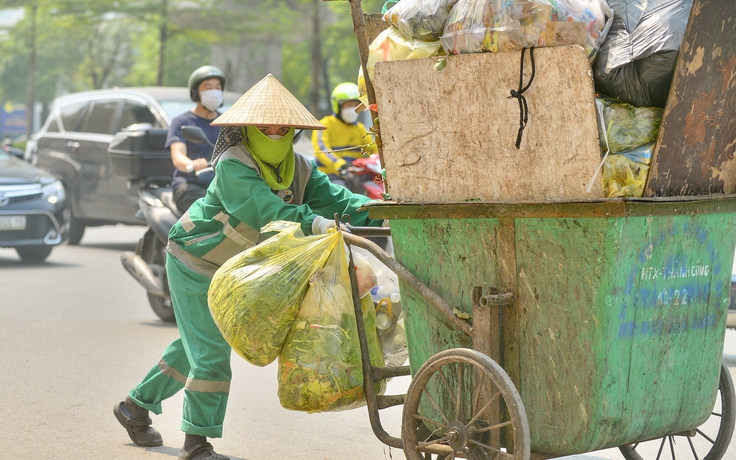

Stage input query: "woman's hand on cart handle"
[{"left": 312, "top": 216, "right": 341, "bottom": 234}]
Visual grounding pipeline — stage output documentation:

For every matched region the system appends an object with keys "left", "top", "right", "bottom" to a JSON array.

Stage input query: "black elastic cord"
[
  {"left": 508, "top": 47, "right": 536, "bottom": 149},
  {"left": 268, "top": 163, "right": 283, "bottom": 183}
]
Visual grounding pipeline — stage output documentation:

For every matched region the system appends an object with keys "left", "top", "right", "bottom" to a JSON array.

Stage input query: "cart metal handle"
[
  {"left": 343, "top": 223, "right": 391, "bottom": 238},
  {"left": 342, "top": 232, "right": 473, "bottom": 337}
]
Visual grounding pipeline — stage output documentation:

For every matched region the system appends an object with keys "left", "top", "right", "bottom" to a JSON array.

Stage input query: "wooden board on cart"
[
  {"left": 645, "top": 0, "right": 736, "bottom": 196},
  {"left": 373, "top": 45, "right": 603, "bottom": 203}
]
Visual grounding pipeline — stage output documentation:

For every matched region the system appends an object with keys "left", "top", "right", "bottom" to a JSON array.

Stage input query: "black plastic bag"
[{"left": 593, "top": 0, "right": 693, "bottom": 108}]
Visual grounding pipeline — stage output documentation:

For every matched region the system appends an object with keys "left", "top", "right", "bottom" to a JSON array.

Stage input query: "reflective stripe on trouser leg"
[
  {"left": 168, "top": 253, "right": 232, "bottom": 438},
  {"left": 129, "top": 338, "right": 190, "bottom": 414}
]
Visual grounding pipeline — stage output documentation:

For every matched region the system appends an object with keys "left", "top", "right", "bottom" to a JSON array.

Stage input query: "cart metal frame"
[{"left": 342, "top": 199, "right": 736, "bottom": 460}]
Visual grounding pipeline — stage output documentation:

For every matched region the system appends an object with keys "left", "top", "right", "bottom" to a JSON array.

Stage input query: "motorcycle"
[
  {"left": 121, "top": 126, "right": 214, "bottom": 322},
  {"left": 340, "top": 153, "right": 392, "bottom": 252},
  {"left": 342, "top": 153, "right": 385, "bottom": 200}
]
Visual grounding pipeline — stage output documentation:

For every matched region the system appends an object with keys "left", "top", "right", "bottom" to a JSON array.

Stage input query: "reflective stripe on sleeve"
[
  {"left": 213, "top": 212, "right": 254, "bottom": 246},
  {"left": 180, "top": 211, "right": 195, "bottom": 232},
  {"left": 315, "top": 131, "right": 341, "bottom": 163},
  {"left": 183, "top": 231, "right": 221, "bottom": 247},
  {"left": 315, "top": 130, "right": 328, "bottom": 152}
]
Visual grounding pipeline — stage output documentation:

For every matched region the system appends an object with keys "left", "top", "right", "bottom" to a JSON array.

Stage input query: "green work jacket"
[{"left": 167, "top": 143, "right": 379, "bottom": 278}]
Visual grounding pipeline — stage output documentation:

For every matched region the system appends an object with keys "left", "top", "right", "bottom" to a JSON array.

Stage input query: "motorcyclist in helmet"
[
  {"left": 311, "top": 82, "right": 377, "bottom": 186},
  {"left": 166, "top": 65, "right": 226, "bottom": 212}
]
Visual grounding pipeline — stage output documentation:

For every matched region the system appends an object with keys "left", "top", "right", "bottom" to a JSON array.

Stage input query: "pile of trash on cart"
[{"left": 358, "top": 0, "right": 692, "bottom": 198}]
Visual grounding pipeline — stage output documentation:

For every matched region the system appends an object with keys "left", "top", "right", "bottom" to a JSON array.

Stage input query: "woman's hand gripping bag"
[
  {"left": 277, "top": 234, "right": 385, "bottom": 413},
  {"left": 208, "top": 221, "right": 339, "bottom": 366}
]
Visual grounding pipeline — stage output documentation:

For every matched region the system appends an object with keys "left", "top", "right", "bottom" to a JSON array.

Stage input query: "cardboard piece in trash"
[
  {"left": 373, "top": 45, "right": 602, "bottom": 203},
  {"left": 645, "top": 0, "right": 736, "bottom": 196}
]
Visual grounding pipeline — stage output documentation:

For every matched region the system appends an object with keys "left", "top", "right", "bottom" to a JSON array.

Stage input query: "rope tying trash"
[{"left": 508, "top": 47, "right": 536, "bottom": 149}]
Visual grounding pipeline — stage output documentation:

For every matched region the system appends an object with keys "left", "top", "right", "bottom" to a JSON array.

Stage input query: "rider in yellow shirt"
[{"left": 311, "top": 82, "right": 377, "bottom": 185}]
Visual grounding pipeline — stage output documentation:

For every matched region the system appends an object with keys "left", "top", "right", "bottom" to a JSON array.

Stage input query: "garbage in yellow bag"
[
  {"left": 366, "top": 26, "right": 444, "bottom": 89},
  {"left": 208, "top": 221, "right": 339, "bottom": 367},
  {"left": 357, "top": 66, "right": 369, "bottom": 108},
  {"left": 588, "top": 96, "right": 661, "bottom": 195},
  {"left": 278, "top": 236, "right": 386, "bottom": 413},
  {"left": 601, "top": 144, "right": 653, "bottom": 198}
]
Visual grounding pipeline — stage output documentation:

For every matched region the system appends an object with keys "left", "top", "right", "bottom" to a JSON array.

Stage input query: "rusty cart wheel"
[
  {"left": 402, "top": 348, "right": 530, "bottom": 460},
  {"left": 619, "top": 362, "right": 735, "bottom": 460}
]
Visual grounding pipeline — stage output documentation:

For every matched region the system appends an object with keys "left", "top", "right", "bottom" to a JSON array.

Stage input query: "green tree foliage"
[
  {"left": 0, "top": 0, "right": 388, "bottom": 113},
  {"left": 282, "top": 0, "right": 385, "bottom": 115},
  {"left": 322, "top": 0, "right": 386, "bottom": 89}
]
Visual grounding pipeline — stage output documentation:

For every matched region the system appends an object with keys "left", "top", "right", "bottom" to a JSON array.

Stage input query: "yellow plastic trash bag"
[
  {"left": 602, "top": 149, "right": 652, "bottom": 198},
  {"left": 208, "top": 221, "right": 339, "bottom": 367},
  {"left": 366, "top": 26, "right": 444, "bottom": 89},
  {"left": 357, "top": 66, "right": 369, "bottom": 109},
  {"left": 277, "top": 237, "right": 386, "bottom": 413}
]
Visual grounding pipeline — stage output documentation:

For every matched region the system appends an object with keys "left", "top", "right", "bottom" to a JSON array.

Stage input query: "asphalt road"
[{"left": 0, "top": 224, "right": 734, "bottom": 460}]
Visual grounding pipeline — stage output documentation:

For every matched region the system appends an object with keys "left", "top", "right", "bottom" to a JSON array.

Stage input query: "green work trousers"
[{"left": 129, "top": 254, "right": 232, "bottom": 438}]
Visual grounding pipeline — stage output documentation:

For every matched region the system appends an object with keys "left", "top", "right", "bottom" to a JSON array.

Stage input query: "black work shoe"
[
  {"left": 178, "top": 441, "right": 230, "bottom": 460},
  {"left": 113, "top": 399, "right": 163, "bottom": 447}
]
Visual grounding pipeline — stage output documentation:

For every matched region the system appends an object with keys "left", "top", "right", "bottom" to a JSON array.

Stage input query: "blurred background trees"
[{"left": 0, "top": 0, "right": 384, "bottom": 134}]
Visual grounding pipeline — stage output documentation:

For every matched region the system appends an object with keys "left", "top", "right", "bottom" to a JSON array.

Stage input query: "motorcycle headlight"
[{"left": 42, "top": 180, "right": 66, "bottom": 204}]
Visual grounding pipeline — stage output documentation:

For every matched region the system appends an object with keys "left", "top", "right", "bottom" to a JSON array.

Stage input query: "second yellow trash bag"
[
  {"left": 366, "top": 26, "right": 444, "bottom": 86},
  {"left": 277, "top": 235, "right": 386, "bottom": 413},
  {"left": 208, "top": 221, "right": 339, "bottom": 367},
  {"left": 602, "top": 150, "right": 652, "bottom": 198}
]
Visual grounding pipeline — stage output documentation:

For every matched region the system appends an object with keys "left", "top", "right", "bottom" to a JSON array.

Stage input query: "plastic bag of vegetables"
[
  {"left": 596, "top": 96, "right": 664, "bottom": 154},
  {"left": 278, "top": 235, "right": 386, "bottom": 413},
  {"left": 208, "top": 221, "right": 339, "bottom": 367}
]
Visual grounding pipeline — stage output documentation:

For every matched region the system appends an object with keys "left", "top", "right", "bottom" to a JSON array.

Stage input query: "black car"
[
  {"left": 25, "top": 87, "right": 239, "bottom": 244},
  {"left": 0, "top": 149, "right": 69, "bottom": 262}
]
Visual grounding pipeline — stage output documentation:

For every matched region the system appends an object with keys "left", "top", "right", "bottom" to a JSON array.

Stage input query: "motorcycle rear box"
[{"left": 108, "top": 128, "right": 173, "bottom": 181}]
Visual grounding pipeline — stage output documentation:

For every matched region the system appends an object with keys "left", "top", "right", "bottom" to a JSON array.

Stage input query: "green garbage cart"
[
  {"left": 344, "top": 197, "right": 736, "bottom": 460},
  {"left": 336, "top": 0, "right": 736, "bottom": 458}
]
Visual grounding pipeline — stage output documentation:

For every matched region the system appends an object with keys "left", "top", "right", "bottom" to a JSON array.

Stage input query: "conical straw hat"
[{"left": 211, "top": 74, "right": 325, "bottom": 129}]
